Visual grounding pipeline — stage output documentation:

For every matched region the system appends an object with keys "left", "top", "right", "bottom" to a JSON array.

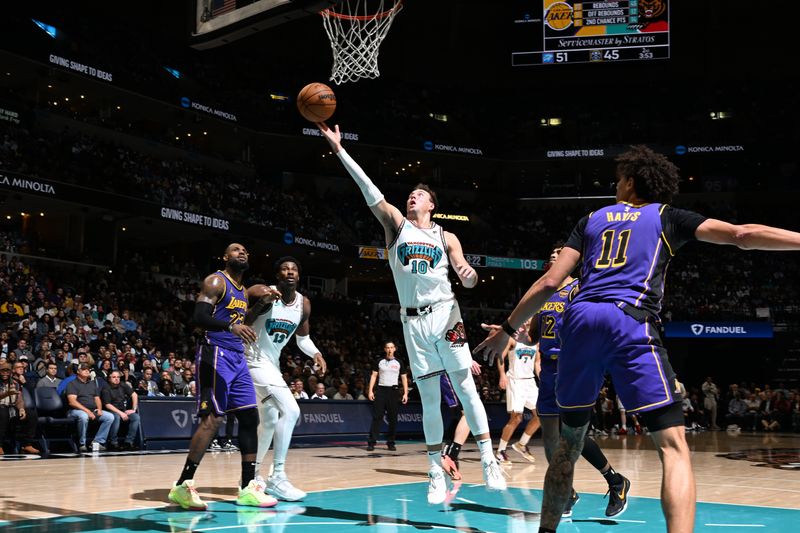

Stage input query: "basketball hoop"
[{"left": 321, "top": 0, "right": 403, "bottom": 84}]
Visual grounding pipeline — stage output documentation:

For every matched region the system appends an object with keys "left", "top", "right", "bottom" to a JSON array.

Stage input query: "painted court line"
[
  {"left": 196, "top": 522, "right": 360, "bottom": 531},
  {"left": 456, "top": 497, "right": 478, "bottom": 504},
  {"left": 395, "top": 498, "right": 413, "bottom": 502},
  {"left": 705, "top": 525, "right": 765, "bottom": 528}
]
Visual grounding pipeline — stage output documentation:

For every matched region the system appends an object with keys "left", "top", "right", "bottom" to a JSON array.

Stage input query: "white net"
[{"left": 321, "top": 0, "right": 403, "bottom": 84}]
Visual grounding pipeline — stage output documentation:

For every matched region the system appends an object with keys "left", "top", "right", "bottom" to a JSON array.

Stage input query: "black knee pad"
[
  {"left": 235, "top": 408, "right": 260, "bottom": 455},
  {"left": 235, "top": 407, "right": 259, "bottom": 429},
  {"left": 561, "top": 409, "right": 592, "bottom": 428},
  {"left": 640, "top": 402, "right": 684, "bottom": 432}
]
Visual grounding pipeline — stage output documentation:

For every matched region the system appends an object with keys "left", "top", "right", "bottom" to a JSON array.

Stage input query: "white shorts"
[
  {"left": 506, "top": 377, "right": 538, "bottom": 413},
  {"left": 248, "top": 360, "right": 289, "bottom": 403},
  {"left": 401, "top": 300, "right": 472, "bottom": 380}
]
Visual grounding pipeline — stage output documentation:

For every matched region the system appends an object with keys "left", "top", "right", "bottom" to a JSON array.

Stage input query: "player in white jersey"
[
  {"left": 496, "top": 318, "right": 540, "bottom": 465},
  {"left": 245, "top": 257, "right": 327, "bottom": 501},
  {"left": 319, "top": 123, "right": 506, "bottom": 505}
]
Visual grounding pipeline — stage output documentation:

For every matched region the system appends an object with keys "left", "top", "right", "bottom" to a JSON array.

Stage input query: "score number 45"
[{"left": 554, "top": 50, "right": 620, "bottom": 62}]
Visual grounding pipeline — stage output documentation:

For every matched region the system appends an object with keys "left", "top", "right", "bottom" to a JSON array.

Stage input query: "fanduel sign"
[{"left": 664, "top": 322, "right": 773, "bottom": 339}]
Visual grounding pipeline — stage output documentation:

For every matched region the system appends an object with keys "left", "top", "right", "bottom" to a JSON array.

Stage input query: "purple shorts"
[
  {"left": 196, "top": 344, "right": 257, "bottom": 416},
  {"left": 536, "top": 356, "right": 560, "bottom": 416},
  {"left": 557, "top": 301, "right": 678, "bottom": 414},
  {"left": 440, "top": 373, "right": 461, "bottom": 409}
]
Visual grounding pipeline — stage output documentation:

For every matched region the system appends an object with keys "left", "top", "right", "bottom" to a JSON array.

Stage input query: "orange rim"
[{"left": 321, "top": 0, "right": 402, "bottom": 21}]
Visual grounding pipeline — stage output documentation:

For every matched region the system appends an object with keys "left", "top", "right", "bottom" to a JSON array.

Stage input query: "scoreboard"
[{"left": 511, "top": 0, "right": 670, "bottom": 66}]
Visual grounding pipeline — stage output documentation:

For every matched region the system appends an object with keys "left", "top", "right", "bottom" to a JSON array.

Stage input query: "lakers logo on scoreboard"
[
  {"left": 639, "top": 0, "right": 666, "bottom": 18},
  {"left": 544, "top": 2, "right": 573, "bottom": 31}
]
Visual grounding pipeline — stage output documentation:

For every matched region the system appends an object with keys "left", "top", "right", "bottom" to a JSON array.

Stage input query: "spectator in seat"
[
  {"left": 13, "top": 339, "right": 33, "bottom": 361},
  {"left": 66, "top": 363, "right": 114, "bottom": 451},
  {"left": 0, "top": 359, "right": 40, "bottom": 454},
  {"left": 157, "top": 378, "right": 177, "bottom": 397},
  {"left": 138, "top": 367, "right": 158, "bottom": 397},
  {"left": 311, "top": 383, "right": 328, "bottom": 400},
  {"left": 333, "top": 382, "right": 353, "bottom": 400},
  {"left": 102, "top": 370, "right": 140, "bottom": 450},
  {"left": 724, "top": 391, "right": 748, "bottom": 430},
  {"left": 36, "top": 362, "right": 62, "bottom": 390},
  {"left": 292, "top": 379, "right": 309, "bottom": 400}
]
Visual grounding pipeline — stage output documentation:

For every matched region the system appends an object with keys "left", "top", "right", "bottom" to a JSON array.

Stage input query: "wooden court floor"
[{"left": 2, "top": 430, "right": 799, "bottom": 531}]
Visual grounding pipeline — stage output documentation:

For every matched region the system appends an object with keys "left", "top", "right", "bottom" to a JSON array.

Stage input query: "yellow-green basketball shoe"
[
  {"left": 168, "top": 480, "right": 208, "bottom": 510},
  {"left": 236, "top": 479, "right": 278, "bottom": 507}
]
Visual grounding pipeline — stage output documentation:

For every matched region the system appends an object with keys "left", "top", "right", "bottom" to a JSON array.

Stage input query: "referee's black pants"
[{"left": 369, "top": 386, "right": 399, "bottom": 445}]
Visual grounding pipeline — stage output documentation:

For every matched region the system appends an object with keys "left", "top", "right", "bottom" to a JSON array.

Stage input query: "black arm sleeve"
[
  {"left": 193, "top": 301, "right": 230, "bottom": 332},
  {"left": 564, "top": 215, "right": 589, "bottom": 253},
  {"left": 662, "top": 207, "right": 707, "bottom": 252}
]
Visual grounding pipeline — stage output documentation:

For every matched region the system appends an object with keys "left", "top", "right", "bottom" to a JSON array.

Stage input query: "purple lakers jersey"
[
  {"left": 205, "top": 270, "right": 248, "bottom": 351},
  {"left": 538, "top": 278, "right": 579, "bottom": 358},
  {"left": 565, "top": 202, "right": 706, "bottom": 318}
]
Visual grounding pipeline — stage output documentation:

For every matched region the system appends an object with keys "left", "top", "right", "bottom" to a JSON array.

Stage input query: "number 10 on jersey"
[{"left": 410, "top": 260, "right": 428, "bottom": 274}]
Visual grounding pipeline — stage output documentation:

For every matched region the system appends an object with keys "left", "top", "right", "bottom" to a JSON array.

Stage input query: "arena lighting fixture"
[
  {"left": 80, "top": 95, "right": 85, "bottom": 99},
  {"left": 187, "top": 133, "right": 192, "bottom": 137},
  {"left": 64, "top": 97, "right": 69, "bottom": 102},
  {"left": 164, "top": 67, "right": 182, "bottom": 79},
  {"left": 39, "top": 212, "right": 44, "bottom": 217},
  {"left": 122, "top": 227, "right": 127, "bottom": 231},
  {"left": 5, "top": 215, "right": 10, "bottom": 220},
  {"left": 540, "top": 117, "right": 562, "bottom": 127},
  {"left": 203, "top": 131, "right": 207, "bottom": 135},
  {"left": 32, "top": 19, "right": 57, "bottom": 38}
]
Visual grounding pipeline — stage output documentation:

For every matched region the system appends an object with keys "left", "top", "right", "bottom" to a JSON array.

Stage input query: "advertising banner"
[{"left": 663, "top": 322, "right": 773, "bottom": 339}]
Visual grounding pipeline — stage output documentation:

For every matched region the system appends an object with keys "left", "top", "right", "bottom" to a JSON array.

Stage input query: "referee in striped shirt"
[{"left": 367, "top": 341, "right": 408, "bottom": 451}]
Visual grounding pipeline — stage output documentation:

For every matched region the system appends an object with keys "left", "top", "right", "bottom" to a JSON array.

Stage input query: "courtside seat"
[{"left": 34, "top": 387, "right": 78, "bottom": 454}]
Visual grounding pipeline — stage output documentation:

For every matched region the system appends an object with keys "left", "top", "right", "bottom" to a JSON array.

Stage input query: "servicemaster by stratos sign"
[{"left": 663, "top": 322, "right": 773, "bottom": 339}]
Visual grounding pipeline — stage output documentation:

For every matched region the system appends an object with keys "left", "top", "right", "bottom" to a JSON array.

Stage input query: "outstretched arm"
[
  {"left": 473, "top": 247, "right": 580, "bottom": 362},
  {"left": 444, "top": 231, "right": 478, "bottom": 288},
  {"left": 696, "top": 219, "right": 800, "bottom": 250},
  {"left": 318, "top": 123, "right": 404, "bottom": 245}
]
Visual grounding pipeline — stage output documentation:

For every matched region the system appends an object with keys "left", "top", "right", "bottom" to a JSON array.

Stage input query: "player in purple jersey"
[
  {"left": 168, "top": 243, "right": 281, "bottom": 511},
  {"left": 532, "top": 245, "right": 630, "bottom": 519},
  {"left": 476, "top": 146, "right": 800, "bottom": 533}
]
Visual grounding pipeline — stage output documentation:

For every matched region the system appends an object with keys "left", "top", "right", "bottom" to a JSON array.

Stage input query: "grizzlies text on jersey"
[
  {"left": 388, "top": 219, "right": 454, "bottom": 308},
  {"left": 246, "top": 287, "right": 304, "bottom": 368}
]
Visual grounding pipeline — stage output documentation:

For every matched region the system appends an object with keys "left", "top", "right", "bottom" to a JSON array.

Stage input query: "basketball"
[{"left": 297, "top": 82, "right": 337, "bottom": 122}]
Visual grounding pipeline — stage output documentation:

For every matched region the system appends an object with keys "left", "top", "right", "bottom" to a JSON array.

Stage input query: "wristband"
[{"left": 501, "top": 320, "right": 516, "bottom": 337}]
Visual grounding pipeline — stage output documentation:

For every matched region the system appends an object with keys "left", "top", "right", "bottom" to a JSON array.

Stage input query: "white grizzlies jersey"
[
  {"left": 388, "top": 219, "right": 455, "bottom": 308},
  {"left": 246, "top": 287, "right": 304, "bottom": 367},
  {"left": 507, "top": 340, "right": 537, "bottom": 380}
]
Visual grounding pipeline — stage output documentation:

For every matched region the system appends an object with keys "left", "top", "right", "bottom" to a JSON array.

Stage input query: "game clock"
[{"left": 511, "top": 0, "right": 670, "bottom": 66}]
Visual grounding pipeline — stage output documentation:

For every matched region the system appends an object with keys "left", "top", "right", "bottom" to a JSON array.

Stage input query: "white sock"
[
  {"left": 498, "top": 439, "right": 508, "bottom": 451},
  {"left": 477, "top": 438, "right": 494, "bottom": 463},
  {"left": 428, "top": 450, "right": 443, "bottom": 469},
  {"left": 519, "top": 433, "right": 531, "bottom": 446}
]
